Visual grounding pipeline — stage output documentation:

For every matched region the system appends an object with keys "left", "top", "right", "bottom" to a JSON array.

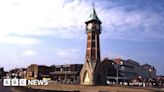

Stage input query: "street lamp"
[{"left": 115, "top": 64, "right": 119, "bottom": 85}]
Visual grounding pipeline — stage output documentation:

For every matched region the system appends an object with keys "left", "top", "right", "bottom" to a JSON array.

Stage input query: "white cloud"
[
  {"left": 0, "top": 0, "right": 91, "bottom": 40},
  {"left": 53, "top": 48, "right": 83, "bottom": 64},
  {"left": 0, "top": 0, "right": 163, "bottom": 43},
  {"left": 22, "top": 50, "right": 37, "bottom": 56},
  {"left": 54, "top": 48, "right": 79, "bottom": 57},
  {"left": 99, "top": 6, "right": 164, "bottom": 41},
  {"left": 102, "top": 52, "right": 127, "bottom": 60},
  {"left": 0, "top": 35, "right": 41, "bottom": 45}
]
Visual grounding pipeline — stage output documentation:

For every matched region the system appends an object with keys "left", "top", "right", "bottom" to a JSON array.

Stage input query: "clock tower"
[{"left": 80, "top": 6, "right": 102, "bottom": 85}]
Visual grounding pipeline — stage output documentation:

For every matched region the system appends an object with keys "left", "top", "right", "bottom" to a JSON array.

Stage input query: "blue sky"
[{"left": 0, "top": 0, "right": 164, "bottom": 75}]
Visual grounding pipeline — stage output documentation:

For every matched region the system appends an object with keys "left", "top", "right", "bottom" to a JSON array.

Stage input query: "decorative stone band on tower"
[{"left": 80, "top": 6, "right": 103, "bottom": 85}]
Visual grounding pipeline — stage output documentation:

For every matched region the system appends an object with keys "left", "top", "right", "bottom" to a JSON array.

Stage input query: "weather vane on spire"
[
  {"left": 87, "top": 0, "right": 101, "bottom": 24},
  {"left": 92, "top": 1, "right": 95, "bottom": 9},
  {"left": 90, "top": 0, "right": 95, "bottom": 9}
]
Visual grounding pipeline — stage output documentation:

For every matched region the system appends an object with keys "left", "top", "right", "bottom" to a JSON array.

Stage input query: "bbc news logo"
[{"left": 3, "top": 78, "right": 49, "bottom": 86}]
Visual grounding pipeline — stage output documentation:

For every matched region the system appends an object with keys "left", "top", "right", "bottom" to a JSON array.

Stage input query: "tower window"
[
  {"left": 92, "top": 34, "right": 95, "bottom": 40},
  {"left": 91, "top": 49, "right": 95, "bottom": 58},
  {"left": 92, "top": 41, "right": 95, "bottom": 47},
  {"left": 97, "top": 37, "right": 100, "bottom": 48}
]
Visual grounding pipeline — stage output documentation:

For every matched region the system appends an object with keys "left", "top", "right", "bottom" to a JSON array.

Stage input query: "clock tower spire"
[{"left": 80, "top": 5, "right": 102, "bottom": 85}]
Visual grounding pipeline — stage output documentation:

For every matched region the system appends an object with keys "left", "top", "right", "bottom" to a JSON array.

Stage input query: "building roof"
[
  {"left": 141, "top": 63, "right": 156, "bottom": 70},
  {"left": 101, "top": 58, "right": 115, "bottom": 65},
  {"left": 55, "top": 64, "right": 83, "bottom": 68},
  {"left": 50, "top": 71, "right": 78, "bottom": 75},
  {"left": 85, "top": 7, "right": 101, "bottom": 24}
]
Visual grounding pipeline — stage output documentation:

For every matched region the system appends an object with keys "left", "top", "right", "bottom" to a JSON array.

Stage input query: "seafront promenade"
[{"left": 1, "top": 80, "right": 164, "bottom": 92}]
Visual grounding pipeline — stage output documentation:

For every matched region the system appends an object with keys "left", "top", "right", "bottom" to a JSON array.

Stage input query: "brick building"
[
  {"left": 113, "top": 59, "right": 141, "bottom": 79},
  {"left": 6, "top": 68, "right": 27, "bottom": 79},
  {"left": 140, "top": 64, "right": 156, "bottom": 78},
  {"left": 50, "top": 64, "right": 83, "bottom": 84},
  {"left": 26, "top": 64, "right": 53, "bottom": 79},
  {"left": 113, "top": 59, "right": 156, "bottom": 79}
]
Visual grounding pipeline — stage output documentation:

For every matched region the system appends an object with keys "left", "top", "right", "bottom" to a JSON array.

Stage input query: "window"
[
  {"left": 91, "top": 49, "right": 95, "bottom": 58},
  {"left": 92, "top": 41, "right": 95, "bottom": 47},
  {"left": 92, "top": 34, "right": 95, "bottom": 40}
]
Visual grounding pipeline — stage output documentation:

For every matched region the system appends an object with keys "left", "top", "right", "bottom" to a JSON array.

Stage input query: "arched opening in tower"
[{"left": 83, "top": 71, "right": 90, "bottom": 84}]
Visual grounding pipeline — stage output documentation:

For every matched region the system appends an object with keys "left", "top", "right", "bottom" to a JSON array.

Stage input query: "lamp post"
[{"left": 115, "top": 64, "right": 119, "bottom": 85}]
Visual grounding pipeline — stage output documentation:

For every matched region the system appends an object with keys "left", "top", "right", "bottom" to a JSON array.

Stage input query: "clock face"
[
  {"left": 95, "top": 24, "right": 99, "bottom": 30},
  {"left": 87, "top": 23, "right": 100, "bottom": 30},
  {"left": 87, "top": 23, "right": 92, "bottom": 29}
]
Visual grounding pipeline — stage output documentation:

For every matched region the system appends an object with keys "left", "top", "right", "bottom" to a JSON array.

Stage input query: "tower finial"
[
  {"left": 85, "top": 0, "right": 101, "bottom": 24},
  {"left": 92, "top": 1, "right": 94, "bottom": 9},
  {"left": 90, "top": 0, "right": 95, "bottom": 9}
]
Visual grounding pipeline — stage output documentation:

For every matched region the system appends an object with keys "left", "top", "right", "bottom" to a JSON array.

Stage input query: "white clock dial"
[{"left": 87, "top": 23, "right": 92, "bottom": 29}]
